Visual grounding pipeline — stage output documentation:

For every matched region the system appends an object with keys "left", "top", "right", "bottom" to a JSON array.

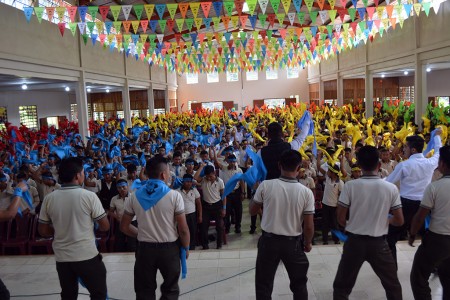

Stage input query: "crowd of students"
[{"left": 0, "top": 101, "right": 449, "bottom": 299}]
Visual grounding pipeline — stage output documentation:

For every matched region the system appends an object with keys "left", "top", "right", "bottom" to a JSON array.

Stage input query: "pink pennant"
[
  {"left": 57, "top": 23, "right": 65, "bottom": 36},
  {"left": 67, "top": 7, "right": 77, "bottom": 23}
]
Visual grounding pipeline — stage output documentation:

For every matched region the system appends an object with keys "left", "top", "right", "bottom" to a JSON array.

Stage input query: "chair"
[
  {"left": 95, "top": 223, "right": 110, "bottom": 253},
  {"left": 1, "top": 214, "right": 32, "bottom": 255},
  {"left": 28, "top": 215, "right": 53, "bottom": 254}
]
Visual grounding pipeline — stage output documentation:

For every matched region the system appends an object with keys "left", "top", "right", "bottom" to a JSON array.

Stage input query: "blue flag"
[
  {"left": 135, "top": 179, "right": 171, "bottom": 211},
  {"left": 423, "top": 128, "right": 438, "bottom": 156}
]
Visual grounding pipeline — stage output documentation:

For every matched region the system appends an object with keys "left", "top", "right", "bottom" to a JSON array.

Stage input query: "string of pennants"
[{"left": 21, "top": 0, "right": 441, "bottom": 74}]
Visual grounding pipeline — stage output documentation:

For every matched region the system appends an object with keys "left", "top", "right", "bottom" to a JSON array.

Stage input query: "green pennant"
[
  {"left": 253, "top": 30, "right": 259, "bottom": 40},
  {"left": 267, "top": 30, "right": 273, "bottom": 39},
  {"left": 310, "top": 11, "right": 318, "bottom": 24},
  {"left": 247, "top": 0, "right": 258, "bottom": 15},
  {"left": 68, "top": 23, "right": 77, "bottom": 36},
  {"left": 348, "top": 8, "right": 356, "bottom": 21},
  {"left": 258, "top": 14, "right": 267, "bottom": 27},
  {"left": 113, "top": 21, "right": 122, "bottom": 33},
  {"left": 134, "top": 5, "right": 144, "bottom": 20},
  {"left": 358, "top": 21, "right": 366, "bottom": 31},
  {"left": 88, "top": 6, "right": 98, "bottom": 19},
  {"left": 176, "top": 19, "right": 184, "bottom": 32},
  {"left": 297, "top": 12, "right": 305, "bottom": 24},
  {"left": 422, "top": 2, "right": 431, "bottom": 16},
  {"left": 276, "top": 13, "right": 285, "bottom": 23},
  {"left": 110, "top": 6, "right": 121, "bottom": 21},
  {"left": 87, "top": 22, "right": 96, "bottom": 33},
  {"left": 212, "top": 17, "right": 221, "bottom": 30},
  {"left": 34, "top": 7, "right": 44, "bottom": 23},
  {"left": 270, "top": 0, "right": 281, "bottom": 13},
  {"left": 185, "top": 18, "right": 194, "bottom": 31},
  {"left": 82, "top": 34, "right": 89, "bottom": 45},
  {"left": 378, "top": 26, "right": 384, "bottom": 37},
  {"left": 194, "top": 18, "right": 203, "bottom": 30},
  {"left": 224, "top": 1, "right": 234, "bottom": 16},
  {"left": 158, "top": 20, "right": 167, "bottom": 32},
  {"left": 167, "top": 3, "right": 178, "bottom": 19},
  {"left": 304, "top": 0, "right": 314, "bottom": 12},
  {"left": 329, "top": 10, "right": 337, "bottom": 22}
]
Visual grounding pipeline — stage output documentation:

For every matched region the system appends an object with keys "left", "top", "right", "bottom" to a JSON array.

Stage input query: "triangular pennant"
[
  {"left": 362, "top": 0, "right": 368, "bottom": 8},
  {"left": 122, "top": 5, "right": 132, "bottom": 21},
  {"left": 98, "top": 6, "right": 109, "bottom": 21},
  {"left": 304, "top": 0, "right": 314, "bottom": 12},
  {"left": 357, "top": 8, "right": 366, "bottom": 20},
  {"left": 328, "top": 0, "right": 336, "bottom": 9},
  {"left": 140, "top": 20, "right": 149, "bottom": 32},
  {"left": 292, "top": 0, "right": 302, "bottom": 12},
  {"left": 95, "top": 22, "right": 104, "bottom": 34},
  {"left": 78, "top": 22, "right": 86, "bottom": 34},
  {"left": 176, "top": 18, "right": 184, "bottom": 32},
  {"left": 186, "top": 18, "right": 194, "bottom": 31},
  {"left": 110, "top": 6, "right": 121, "bottom": 22},
  {"left": 194, "top": 18, "right": 203, "bottom": 30},
  {"left": 222, "top": 16, "right": 231, "bottom": 30},
  {"left": 55, "top": 7, "right": 66, "bottom": 23},
  {"left": 432, "top": 0, "right": 441, "bottom": 14},
  {"left": 105, "top": 21, "right": 113, "bottom": 34},
  {"left": 132, "top": 5, "right": 143, "bottom": 20},
  {"left": 329, "top": 10, "right": 337, "bottom": 22},
  {"left": 385, "top": 5, "right": 394, "bottom": 18},
  {"left": 88, "top": 6, "right": 98, "bottom": 20},
  {"left": 204, "top": 17, "right": 212, "bottom": 29},
  {"left": 45, "top": 7, "right": 55, "bottom": 22},
  {"left": 422, "top": 2, "right": 431, "bottom": 16},
  {"left": 390, "top": 17, "right": 396, "bottom": 30},
  {"left": 270, "top": 0, "right": 281, "bottom": 13},
  {"left": 258, "top": 0, "right": 269, "bottom": 14},
  {"left": 231, "top": 16, "right": 239, "bottom": 28},
  {"left": 190, "top": 2, "right": 201, "bottom": 18},
  {"left": 87, "top": 22, "right": 95, "bottom": 33},
  {"left": 66, "top": 7, "right": 77, "bottom": 23},
  {"left": 82, "top": 34, "right": 89, "bottom": 45},
  {"left": 144, "top": 4, "right": 155, "bottom": 19},
  {"left": 297, "top": 11, "right": 305, "bottom": 24},
  {"left": 90, "top": 33, "right": 98, "bottom": 45},
  {"left": 23, "top": 7, "right": 33, "bottom": 23},
  {"left": 155, "top": 4, "right": 166, "bottom": 19},
  {"left": 348, "top": 8, "right": 357, "bottom": 21},
  {"left": 166, "top": 3, "right": 178, "bottom": 19},
  {"left": 413, "top": 3, "right": 421, "bottom": 16},
  {"left": 316, "top": 0, "right": 325, "bottom": 10},
  {"left": 249, "top": 15, "right": 258, "bottom": 28},
  {"left": 319, "top": 11, "right": 328, "bottom": 24},
  {"left": 377, "top": 7, "right": 385, "bottom": 19},
  {"left": 131, "top": 21, "right": 140, "bottom": 34},
  {"left": 247, "top": 0, "right": 258, "bottom": 14},
  {"left": 69, "top": 23, "right": 77, "bottom": 36},
  {"left": 240, "top": 15, "right": 249, "bottom": 27},
  {"left": 224, "top": 1, "right": 235, "bottom": 15},
  {"left": 122, "top": 21, "right": 132, "bottom": 34},
  {"left": 366, "top": 7, "right": 375, "bottom": 20},
  {"left": 310, "top": 10, "right": 318, "bottom": 24},
  {"left": 213, "top": 2, "right": 223, "bottom": 16},
  {"left": 157, "top": 34, "right": 164, "bottom": 44},
  {"left": 267, "top": 14, "right": 276, "bottom": 27},
  {"left": 99, "top": 34, "right": 106, "bottom": 45},
  {"left": 235, "top": 0, "right": 245, "bottom": 15},
  {"left": 167, "top": 19, "right": 175, "bottom": 32},
  {"left": 259, "top": 14, "right": 268, "bottom": 27},
  {"left": 287, "top": 12, "right": 296, "bottom": 25},
  {"left": 276, "top": 13, "right": 285, "bottom": 23},
  {"left": 57, "top": 23, "right": 66, "bottom": 36},
  {"left": 113, "top": 21, "right": 121, "bottom": 33},
  {"left": 281, "top": 0, "right": 291, "bottom": 13},
  {"left": 201, "top": 2, "right": 212, "bottom": 17},
  {"left": 403, "top": 4, "right": 412, "bottom": 17}
]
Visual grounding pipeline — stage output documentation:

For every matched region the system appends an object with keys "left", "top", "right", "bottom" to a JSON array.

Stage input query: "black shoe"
[
  {"left": 334, "top": 241, "right": 341, "bottom": 245},
  {"left": 202, "top": 245, "right": 209, "bottom": 250},
  {"left": 249, "top": 229, "right": 256, "bottom": 234},
  {"left": 235, "top": 228, "right": 241, "bottom": 234}
]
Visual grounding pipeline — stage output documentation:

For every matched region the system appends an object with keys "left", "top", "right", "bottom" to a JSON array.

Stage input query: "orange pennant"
[{"left": 122, "top": 21, "right": 131, "bottom": 34}]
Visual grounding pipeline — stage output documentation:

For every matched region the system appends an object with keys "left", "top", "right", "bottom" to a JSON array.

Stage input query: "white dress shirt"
[{"left": 386, "top": 135, "right": 442, "bottom": 201}]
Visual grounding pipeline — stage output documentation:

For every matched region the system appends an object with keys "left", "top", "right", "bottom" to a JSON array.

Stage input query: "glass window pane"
[
  {"left": 186, "top": 73, "right": 198, "bottom": 84},
  {"left": 266, "top": 69, "right": 278, "bottom": 80},
  {"left": 246, "top": 71, "right": 258, "bottom": 81},
  {"left": 226, "top": 71, "right": 239, "bottom": 82},
  {"left": 207, "top": 72, "right": 219, "bottom": 83}
]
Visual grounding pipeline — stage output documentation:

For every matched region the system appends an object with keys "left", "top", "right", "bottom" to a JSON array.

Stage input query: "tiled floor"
[{"left": 0, "top": 201, "right": 444, "bottom": 299}]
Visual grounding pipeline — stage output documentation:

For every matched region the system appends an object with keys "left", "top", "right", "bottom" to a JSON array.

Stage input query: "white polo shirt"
[
  {"left": 299, "top": 176, "right": 315, "bottom": 190},
  {"left": 38, "top": 186, "right": 106, "bottom": 262},
  {"left": 322, "top": 175, "right": 344, "bottom": 207},
  {"left": 178, "top": 188, "right": 201, "bottom": 214},
  {"left": 220, "top": 166, "right": 243, "bottom": 190},
  {"left": 201, "top": 177, "right": 224, "bottom": 204},
  {"left": 110, "top": 194, "right": 130, "bottom": 220},
  {"left": 253, "top": 177, "right": 315, "bottom": 236},
  {"left": 338, "top": 176, "right": 402, "bottom": 237},
  {"left": 420, "top": 176, "right": 450, "bottom": 235},
  {"left": 124, "top": 189, "right": 184, "bottom": 243}
]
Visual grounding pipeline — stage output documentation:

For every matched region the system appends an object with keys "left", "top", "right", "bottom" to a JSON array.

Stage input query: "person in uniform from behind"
[
  {"left": 333, "top": 146, "right": 404, "bottom": 300},
  {"left": 250, "top": 150, "right": 315, "bottom": 300},
  {"left": 38, "top": 157, "right": 110, "bottom": 300},
  {"left": 120, "top": 156, "right": 190, "bottom": 300},
  {"left": 409, "top": 145, "right": 450, "bottom": 300}
]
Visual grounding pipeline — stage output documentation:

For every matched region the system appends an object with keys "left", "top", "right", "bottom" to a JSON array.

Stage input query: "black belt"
[
  {"left": 138, "top": 241, "right": 178, "bottom": 249},
  {"left": 262, "top": 231, "right": 302, "bottom": 241},
  {"left": 347, "top": 232, "right": 385, "bottom": 240},
  {"left": 202, "top": 200, "right": 222, "bottom": 206}
]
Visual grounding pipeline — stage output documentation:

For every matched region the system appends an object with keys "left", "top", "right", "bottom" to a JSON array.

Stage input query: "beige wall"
[{"left": 177, "top": 68, "right": 309, "bottom": 111}]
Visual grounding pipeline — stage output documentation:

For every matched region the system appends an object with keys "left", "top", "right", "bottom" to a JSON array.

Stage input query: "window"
[
  {"left": 287, "top": 67, "right": 300, "bottom": 79},
  {"left": 246, "top": 71, "right": 258, "bottom": 81},
  {"left": 437, "top": 97, "right": 450, "bottom": 107},
  {"left": 131, "top": 110, "right": 140, "bottom": 117},
  {"left": 116, "top": 111, "right": 124, "bottom": 118},
  {"left": 399, "top": 86, "right": 414, "bottom": 103},
  {"left": 19, "top": 105, "right": 38, "bottom": 130},
  {"left": 0, "top": 0, "right": 29, "bottom": 10},
  {"left": 46, "top": 116, "right": 59, "bottom": 129},
  {"left": 264, "top": 99, "right": 285, "bottom": 109},
  {"left": 186, "top": 73, "right": 198, "bottom": 84},
  {"left": 207, "top": 72, "right": 219, "bottom": 83},
  {"left": 202, "top": 102, "right": 223, "bottom": 111},
  {"left": 154, "top": 108, "right": 166, "bottom": 115},
  {"left": 0, "top": 107, "right": 7, "bottom": 130},
  {"left": 266, "top": 69, "right": 278, "bottom": 80},
  {"left": 93, "top": 112, "right": 104, "bottom": 121},
  {"left": 227, "top": 71, "right": 239, "bottom": 82},
  {"left": 70, "top": 103, "right": 78, "bottom": 122}
]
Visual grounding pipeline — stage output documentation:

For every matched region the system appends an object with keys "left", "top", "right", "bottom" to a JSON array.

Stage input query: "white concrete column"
[
  {"left": 75, "top": 72, "right": 89, "bottom": 141},
  {"left": 122, "top": 79, "right": 132, "bottom": 128},
  {"left": 147, "top": 85, "right": 155, "bottom": 117},
  {"left": 414, "top": 56, "right": 427, "bottom": 128},
  {"left": 164, "top": 87, "right": 170, "bottom": 113},
  {"left": 365, "top": 67, "right": 374, "bottom": 118},
  {"left": 319, "top": 80, "right": 325, "bottom": 102},
  {"left": 337, "top": 76, "right": 344, "bottom": 107}
]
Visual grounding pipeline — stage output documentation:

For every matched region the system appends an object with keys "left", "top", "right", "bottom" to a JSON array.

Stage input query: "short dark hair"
[
  {"left": 173, "top": 151, "right": 182, "bottom": 158},
  {"left": 127, "top": 164, "right": 137, "bottom": 173},
  {"left": 406, "top": 135, "right": 425, "bottom": 153},
  {"left": 117, "top": 178, "right": 127, "bottom": 185},
  {"left": 183, "top": 174, "right": 194, "bottom": 180},
  {"left": 439, "top": 145, "right": 450, "bottom": 169},
  {"left": 16, "top": 173, "right": 27, "bottom": 181},
  {"left": 58, "top": 157, "right": 83, "bottom": 184},
  {"left": 268, "top": 122, "right": 283, "bottom": 139},
  {"left": 146, "top": 156, "right": 168, "bottom": 179},
  {"left": 279, "top": 150, "right": 302, "bottom": 172},
  {"left": 356, "top": 146, "right": 379, "bottom": 172},
  {"left": 379, "top": 147, "right": 389, "bottom": 153},
  {"left": 200, "top": 150, "right": 208, "bottom": 156},
  {"left": 204, "top": 165, "right": 215, "bottom": 175}
]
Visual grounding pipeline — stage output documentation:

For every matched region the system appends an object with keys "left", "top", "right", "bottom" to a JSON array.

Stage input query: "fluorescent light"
[
  {"left": 106, "top": 89, "right": 110, "bottom": 93},
  {"left": 21, "top": 84, "right": 27, "bottom": 90},
  {"left": 87, "top": 88, "right": 92, "bottom": 93},
  {"left": 65, "top": 86, "right": 70, "bottom": 92},
  {"left": 381, "top": 74, "right": 385, "bottom": 78},
  {"left": 404, "top": 71, "right": 409, "bottom": 75},
  {"left": 426, "top": 67, "right": 431, "bottom": 72}
]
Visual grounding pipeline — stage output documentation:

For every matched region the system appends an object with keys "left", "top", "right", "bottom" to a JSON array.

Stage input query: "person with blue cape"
[{"left": 120, "top": 156, "right": 190, "bottom": 300}]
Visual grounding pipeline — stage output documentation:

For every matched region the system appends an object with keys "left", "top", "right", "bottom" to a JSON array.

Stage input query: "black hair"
[
  {"left": 58, "top": 157, "right": 83, "bottom": 184},
  {"left": 227, "top": 154, "right": 237, "bottom": 160},
  {"left": 173, "top": 151, "right": 182, "bottom": 158},
  {"left": 267, "top": 122, "right": 283, "bottom": 139},
  {"left": 355, "top": 142, "right": 364, "bottom": 149},
  {"left": 344, "top": 147, "right": 352, "bottom": 153},
  {"left": 183, "top": 174, "right": 194, "bottom": 180},
  {"left": 200, "top": 150, "right": 208, "bottom": 156},
  {"left": 146, "top": 156, "right": 169, "bottom": 179},
  {"left": 279, "top": 150, "right": 302, "bottom": 172},
  {"left": 127, "top": 164, "right": 137, "bottom": 173},
  {"left": 185, "top": 158, "right": 196, "bottom": 165},
  {"left": 379, "top": 147, "right": 389, "bottom": 153},
  {"left": 356, "top": 146, "right": 380, "bottom": 172},
  {"left": 406, "top": 135, "right": 425, "bottom": 153},
  {"left": 204, "top": 165, "right": 215, "bottom": 175},
  {"left": 16, "top": 173, "right": 27, "bottom": 181},
  {"left": 439, "top": 145, "right": 450, "bottom": 169}
]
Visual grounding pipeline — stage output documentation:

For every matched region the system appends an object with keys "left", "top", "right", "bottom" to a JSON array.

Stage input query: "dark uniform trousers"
[
  {"left": 333, "top": 234, "right": 402, "bottom": 300},
  {"left": 185, "top": 212, "right": 197, "bottom": 250},
  {"left": 256, "top": 232, "right": 309, "bottom": 300},
  {"left": 224, "top": 187, "right": 242, "bottom": 232},
  {"left": 201, "top": 201, "right": 224, "bottom": 247},
  {"left": 56, "top": 254, "right": 107, "bottom": 300},
  {"left": 321, "top": 204, "right": 339, "bottom": 243},
  {"left": 0, "top": 278, "right": 10, "bottom": 300},
  {"left": 387, "top": 197, "right": 423, "bottom": 263},
  {"left": 114, "top": 220, "right": 137, "bottom": 252},
  {"left": 410, "top": 231, "right": 450, "bottom": 300},
  {"left": 134, "top": 241, "right": 180, "bottom": 300}
]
